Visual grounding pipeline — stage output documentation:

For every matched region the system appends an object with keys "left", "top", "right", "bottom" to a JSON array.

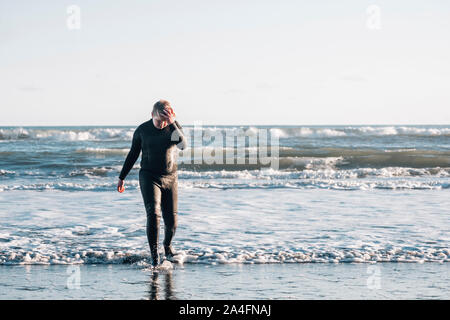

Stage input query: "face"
[
  {"left": 154, "top": 106, "right": 174, "bottom": 119},
  {"left": 152, "top": 110, "right": 162, "bottom": 121},
  {"left": 152, "top": 109, "right": 167, "bottom": 128}
]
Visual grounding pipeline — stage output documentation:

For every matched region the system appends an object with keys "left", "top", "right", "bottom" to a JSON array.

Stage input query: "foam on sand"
[{"left": 1, "top": 247, "right": 448, "bottom": 266}]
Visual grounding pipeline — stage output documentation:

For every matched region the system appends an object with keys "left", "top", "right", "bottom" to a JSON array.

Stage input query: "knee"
[{"left": 145, "top": 202, "right": 162, "bottom": 218}]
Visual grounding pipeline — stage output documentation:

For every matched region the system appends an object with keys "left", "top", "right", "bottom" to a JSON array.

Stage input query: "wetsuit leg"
[
  {"left": 139, "top": 170, "right": 162, "bottom": 265},
  {"left": 160, "top": 180, "right": 178, "bottom": 253}
]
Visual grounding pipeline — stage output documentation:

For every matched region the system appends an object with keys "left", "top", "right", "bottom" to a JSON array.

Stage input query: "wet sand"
[{"left": 1, "top": 262, "right": 448, "bottom": 299}]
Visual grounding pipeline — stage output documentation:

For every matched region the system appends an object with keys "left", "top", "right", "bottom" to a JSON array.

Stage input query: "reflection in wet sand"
[{"left": 148, "top": 271, "right": 175, "bottom": 300}]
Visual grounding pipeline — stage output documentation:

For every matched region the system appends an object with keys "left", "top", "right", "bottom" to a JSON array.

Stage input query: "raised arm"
[{"left": 119, "top": 128, "right": 142, "bottom": 181}]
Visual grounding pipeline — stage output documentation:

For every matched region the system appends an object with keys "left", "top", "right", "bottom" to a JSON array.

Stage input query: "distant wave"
[
  {"left": 269, "top": 126, "right": 450, "bottom": 138},
  {"left": 173, "top": 149, "right": 450, "bottom": 170},
  {"left": 68, "top": 166, "right": 121, "bottom": 177},
  {"left": 0, "top": 128, "right": 134, "bottom": 141},
  {"left": 1, "top": 125, "right": 449, "bottom": 192},
  {"left": 3, "top": 147, "right": 449, "bottom": 169},
  {"left": 0, "top": 169, "right": 15, "bottom": 176},
  {"left": 2, "top": 126, "right": 450, "bottom": 141},
  {"left": 277, "top": 153, "right": 450, "bottom": 169},
  {"left": 74, "top": 148, "right": 129, "bottom": 154}
]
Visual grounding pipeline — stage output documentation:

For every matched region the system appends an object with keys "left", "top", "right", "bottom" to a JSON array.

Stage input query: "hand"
[
  {"left": 117, "top": 178, "right": 125, "bottom": 193},
  {"left": 159, "top": 107, "right": 176, "bottom": 125}
]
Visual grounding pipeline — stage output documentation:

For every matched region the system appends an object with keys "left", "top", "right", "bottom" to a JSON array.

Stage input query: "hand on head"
[
  {"left": 159, "top": 107, "right": 176, "bottom": 124},
  {"left": 153, "top": 106, "right": 175, "bottom": 128}
]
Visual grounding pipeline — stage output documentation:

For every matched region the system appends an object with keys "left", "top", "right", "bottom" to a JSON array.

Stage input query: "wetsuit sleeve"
[
  {"left": 168, "top": 120, "right": 188, "bottom": 150},
  {"left": 119, "top": 127, "right": 142, "bottom": 180}
]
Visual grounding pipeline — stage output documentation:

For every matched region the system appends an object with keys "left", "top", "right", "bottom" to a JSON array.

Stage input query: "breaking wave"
[
  {"left": 2, "top": 125, "right": 450, "bottom": 141},
  {"left": 0, "top": 247, "right": 448, "bottom": 265},
  {"left": 1, "top": 176, "right": 449, "bottom": 192}
]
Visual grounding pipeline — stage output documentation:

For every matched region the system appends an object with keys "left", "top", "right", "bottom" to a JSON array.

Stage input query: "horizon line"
[{"left": 0, "top": 123, "right": 449, "bottom": 127}]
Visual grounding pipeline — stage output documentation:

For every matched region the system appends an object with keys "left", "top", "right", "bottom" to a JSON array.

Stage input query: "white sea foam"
[
  {"left": 68, "top": 166, "right": 122, "bottom": 177},
  {"left": 0, "top": 169, "right": 15, "bottom": 176},
  {"left": 1, "top": 126, "right": 450, "bottom": 141},
  {"left": 75, "top": 148, "right": 129, "bottom": 154},
  {"left": 0, "top": 177, "right": 448, "bottom": 192},
  {"left": 0, "top": 247, "right": 448, "bottom": 265},
  {"left": 200, "top": 125, "right": 450, "bottom": 138},
  {"left": 1, "top": 166, "right": 449, "bottom": 191},
  {"left": 180, "top": 167, "right": 450, "bottom": 179},
  {"left": 0, "top": 128, "right": 134, "bottom": 141},
  {"left": 282, "top": 156, "right": 346, "bottom": 169},
  {"left": 0, "top": 184, "right": 447, "bottom": 270},
  {"left": 0, "top": 181, "right": 139, "bottom": 192},
  {"left": 179, "top": 180, "right": 449, "bottom": 190},
  {"left": 266, "top": 126, "right": 450, "bottom": 138}
]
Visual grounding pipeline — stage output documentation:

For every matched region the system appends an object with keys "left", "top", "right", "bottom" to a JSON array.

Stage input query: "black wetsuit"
[{"left": 119, "top": 119, "right": 187, "bottom": 265}]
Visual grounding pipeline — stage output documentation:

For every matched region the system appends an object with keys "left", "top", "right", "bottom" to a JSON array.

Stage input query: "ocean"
[{"left": 0, "top": 124, "right": 449, "bottom": 299}]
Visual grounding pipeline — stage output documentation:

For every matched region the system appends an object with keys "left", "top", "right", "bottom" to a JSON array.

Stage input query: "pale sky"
[{"left": 1, "top": 0, "right": 449, "bottom": 126}]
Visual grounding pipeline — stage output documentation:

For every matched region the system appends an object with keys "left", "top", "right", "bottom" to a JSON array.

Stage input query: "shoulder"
[
  {"left": 137, "top": 120, "right": 153, "bottom": 131},
  {"left": 132, "top": 121, "right": 149, "bottom": 138}
]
